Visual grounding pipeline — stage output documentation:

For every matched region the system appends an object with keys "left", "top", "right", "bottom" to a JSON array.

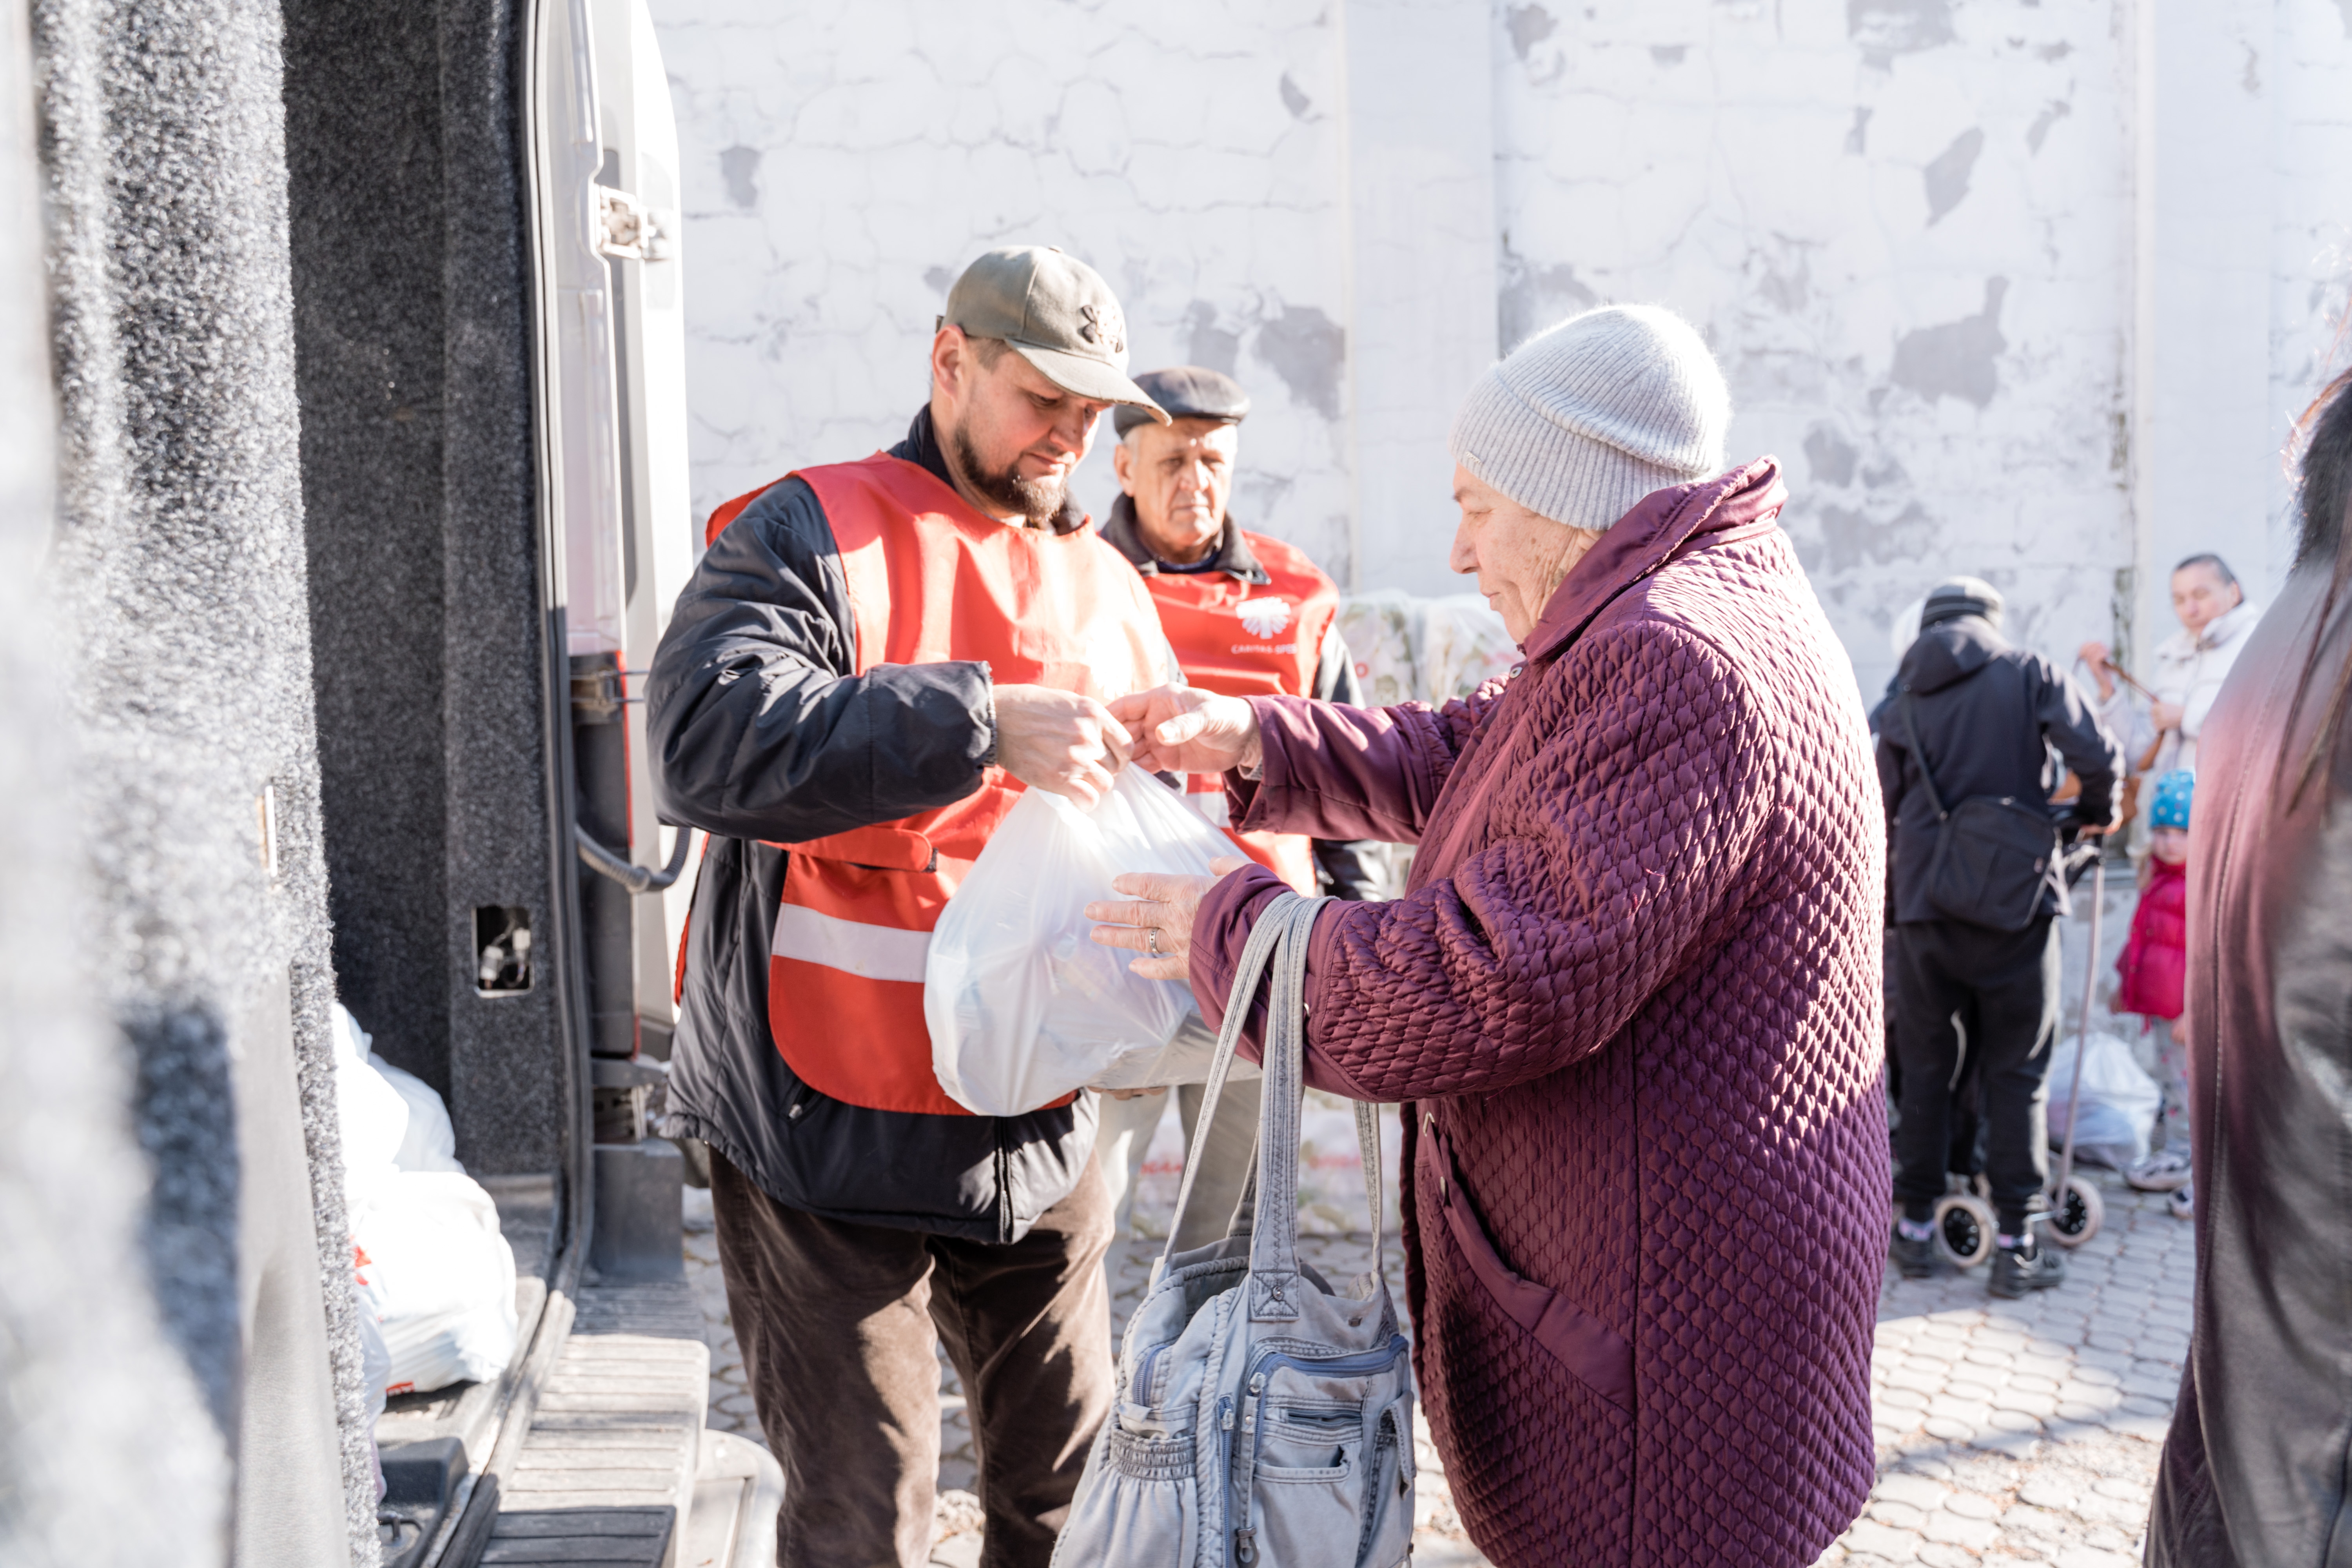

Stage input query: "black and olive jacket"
[{"left": 646, "top": 408, "right": 1096, "bottom": 1242}]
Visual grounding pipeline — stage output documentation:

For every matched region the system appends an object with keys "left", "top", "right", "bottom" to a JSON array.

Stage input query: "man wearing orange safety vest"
[
  {"left": 646, "top": 248, "right": 1172, "bottom": 1566},
  {"left": 1092, "top": 364, "right": 1385, "bottom": 1263}
]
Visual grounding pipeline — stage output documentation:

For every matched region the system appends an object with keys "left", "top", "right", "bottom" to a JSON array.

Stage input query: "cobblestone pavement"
[{"left": 683, "top": 1166, "right": 2192, "bottom": 1566}]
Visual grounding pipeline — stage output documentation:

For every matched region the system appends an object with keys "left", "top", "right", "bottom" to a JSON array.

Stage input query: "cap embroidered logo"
[
  {"left": 1079, "top": 302, "right": 1125, "bottom": 354},
  {"left": 1236, "top": 598, "right": 1292, "bottom": 638}
]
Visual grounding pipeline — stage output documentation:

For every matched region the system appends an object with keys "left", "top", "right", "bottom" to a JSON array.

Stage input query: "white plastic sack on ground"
[
  {"left": 355, "top": 1172, "right": 519, "bottom": 1395},
  {"left": 927, "top": 767, "right": 1234, "bottom": 1115},
  {"left": 332, "top": 1004, "right": 410, "bottom": 1214},
  {"left": 369, "top": 1053, "right": 463, "bottom": 1176},
  {"left": 331, "top": 1002, "right": 519, "bottom": 1396},
  {"left": 2047, "top": 1030, "right": 2161, "bottom": 1169}
]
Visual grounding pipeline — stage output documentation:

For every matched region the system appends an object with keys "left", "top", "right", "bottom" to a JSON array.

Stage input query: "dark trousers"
[
  {"left": 708, "top": 1151, "right": 1114, "bottom": 1568},
  {"left": 1891, "top": 916, "right": 2062, "bottom": 1233}
]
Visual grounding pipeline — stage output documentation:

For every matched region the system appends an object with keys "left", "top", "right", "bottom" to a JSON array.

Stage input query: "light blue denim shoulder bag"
[{"left": 1053, "top": 893, "right": 1416, "bottom": 1568}]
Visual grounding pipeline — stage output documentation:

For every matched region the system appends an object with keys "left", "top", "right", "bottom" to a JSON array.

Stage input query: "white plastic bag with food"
[
  {"left": 356, "top": 1172, "right": 519, "bottom": 1395},
  {"left": 332, "top": 1003, "right": 519, "bottom": 1396},
  {"left": 2047, "top": 1030, "right": 2163, "bottom": 1170},
  {"left": 927, "top": 767, "right": 1240, "bottom": 1116}
]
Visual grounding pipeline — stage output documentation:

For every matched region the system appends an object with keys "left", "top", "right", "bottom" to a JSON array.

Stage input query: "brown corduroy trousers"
[{"left": 708, "top": 1150, "right": 1114, "bottom": 1568}]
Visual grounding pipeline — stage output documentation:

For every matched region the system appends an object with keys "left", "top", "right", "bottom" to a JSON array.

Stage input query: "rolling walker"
[
  {"left": 1931, "top": 838, "right": 2108, "bottom": 1264},
  {"left": 2042, "top": 847, "right": 2107, "bottom": 1249}
]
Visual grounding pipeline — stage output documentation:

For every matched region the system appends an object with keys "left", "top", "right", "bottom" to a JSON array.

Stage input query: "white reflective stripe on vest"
[{"left": 770, "top": 902, "right": 931, "bottom": 983}]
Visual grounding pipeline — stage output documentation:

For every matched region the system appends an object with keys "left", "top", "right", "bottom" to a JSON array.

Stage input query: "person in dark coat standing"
[
  {"left": 1089, "top": 306, "right": 1889, "bottom": 1568},
  {"left": 648, "top": 248, "right": 1173, "bottom": 1566},
  {"left": 1875, "top": 577, "right": 2122, "bottom": 1297},
  {"left": 2147, "top": 368, "right": 2352, "bottom": 1566}
]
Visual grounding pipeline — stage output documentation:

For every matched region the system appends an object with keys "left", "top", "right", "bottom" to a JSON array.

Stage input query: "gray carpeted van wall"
[
  {"left": 0, "top": 12, "right": 233, "bottom": 1565},
  {"left": 281, "top": 0, "right": 561, "bottom": 1180},
  {"left": 30, "top": 0, "right": 374, "bottom": 1561}
]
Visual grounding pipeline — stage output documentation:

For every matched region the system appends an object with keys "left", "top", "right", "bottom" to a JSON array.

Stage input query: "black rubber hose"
[{"left": 573, "top": 820, "right": 694, "bottom": 893}]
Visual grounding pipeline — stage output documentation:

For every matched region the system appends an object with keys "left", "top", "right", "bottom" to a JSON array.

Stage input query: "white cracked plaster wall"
[
  {"left": 1345, "top": 0, "right": 1501, "bottom": 592},
  {"left": 1494, "top": 0, "right": 2135, "bottom": 701},
  {"left": 2268, "top": 2, "right": 2352, "bottom": 567},
  {"left": 653, "top": 0, "right": 1361, "bottom": 579}
]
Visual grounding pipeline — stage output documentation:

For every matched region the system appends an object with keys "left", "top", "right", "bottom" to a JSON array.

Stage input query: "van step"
[
  {"left": 678, "top": 1430, "right": 783, "bottom": 1568},
  {"left": 477, "top": 1281, "right": 709, "bottom": 1567}
]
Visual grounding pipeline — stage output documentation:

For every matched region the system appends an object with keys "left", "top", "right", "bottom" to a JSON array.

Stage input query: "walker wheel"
[
  {"left": 1932, "top": 1194, "right": 1996, "bottom": 1268},
  {"left": 2045, "top": 1176, "right": 2103, "bottom": 1249}
]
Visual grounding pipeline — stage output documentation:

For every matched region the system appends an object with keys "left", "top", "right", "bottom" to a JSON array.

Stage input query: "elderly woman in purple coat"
[{"left": 1090, "top": 307, "right": 1889, "bottom": 1568}]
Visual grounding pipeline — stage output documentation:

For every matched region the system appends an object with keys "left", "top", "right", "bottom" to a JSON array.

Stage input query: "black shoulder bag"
[{"left": 1902, "top": 691, "right": 2060, "bottom": 932}]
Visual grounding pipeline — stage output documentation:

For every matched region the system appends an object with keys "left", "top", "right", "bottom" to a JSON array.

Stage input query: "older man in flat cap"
[
  {"left": 1093, "top": 364, "right": 1384, "bottom": 1256},
  {"left": 649, "top": 246, "right": 1170, "bottom": 1566}
]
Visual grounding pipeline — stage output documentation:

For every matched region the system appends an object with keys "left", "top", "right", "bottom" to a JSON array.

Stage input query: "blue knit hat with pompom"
[{"left": 2149, "top": 769, "right": 2194, "bottom": 831}]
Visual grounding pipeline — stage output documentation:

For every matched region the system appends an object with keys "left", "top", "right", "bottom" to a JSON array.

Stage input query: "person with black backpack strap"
[{"left": 1878, "top": 576, "right": 2124, "bottom": 1298}]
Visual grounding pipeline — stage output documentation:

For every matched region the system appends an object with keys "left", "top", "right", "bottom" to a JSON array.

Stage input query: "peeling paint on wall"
[
  {"left": 2026, "top": 101, "right": 2071, "bottom": 154},
  {"left": 1506, "top": 4, "right": 1557, "bottom": 62},
  {"left": 718, "top": 145, "right": 759, "bottom": 209},
  {"left": 1815, "top": 501, "right": 1940, "bottom": 574},
  {"left": 1891, "top": 279, "right": 2009, "bottom": 408},
  {"left": 1848, "top": 0, "right": 1955, "bottom": 67},
  {"left": 1806, "top": 425, "right": 1859, "bottom": 487},
  {"left": 1183, "top": 300, "right": 1241, "bottom": 376},
  {"left": 1923, "top": 128, "right": 1984, "bottom": 225},
  {"left": 1256, "top": 304, "right": 1346, "bottom": 420},
  {"left": 1499, "top": 240, "right": 1598, "bottom": 354}
]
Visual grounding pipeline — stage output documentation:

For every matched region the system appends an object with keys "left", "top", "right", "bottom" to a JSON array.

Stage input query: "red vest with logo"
[
  {"left": 1142, "top": 530, "right": 1340, "bottom": 895},
  {"left": 703, "top": 456, "right": 1169, "bottom": 1116}
]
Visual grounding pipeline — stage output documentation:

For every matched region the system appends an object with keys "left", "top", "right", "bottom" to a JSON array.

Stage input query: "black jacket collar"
[
  {"left": 1098, "top": 493, "right": 1270, "bottom": 584},
  {"left": 890, "top": 407, "right": 1087, "bottom": 536}
]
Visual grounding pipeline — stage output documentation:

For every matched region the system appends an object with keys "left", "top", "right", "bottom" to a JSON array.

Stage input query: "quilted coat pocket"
[{"left": 1417, "top": 1125, "right": 1635, "bottom": 1415}]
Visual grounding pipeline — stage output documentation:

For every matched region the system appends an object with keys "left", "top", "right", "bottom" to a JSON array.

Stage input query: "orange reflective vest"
[
  {"left": 704, "top": 456, "right": 1169, "bottom": 1116},
  {"left": 1139, "top": 530, "right": 1340, "bottom": 895}
]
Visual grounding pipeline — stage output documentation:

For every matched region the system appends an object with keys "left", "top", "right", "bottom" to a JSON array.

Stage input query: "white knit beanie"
[{"left": 1448, "top": 305, "right": 1731, "bottom": 530}]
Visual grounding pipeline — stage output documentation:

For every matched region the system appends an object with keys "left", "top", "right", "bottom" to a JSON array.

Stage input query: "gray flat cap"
[
  {"left": 941, "top": 247, "right": 1167, "bottom": 421},
  {"left": 1113, "top": 365, "right": 1250, "bottom": 437}
]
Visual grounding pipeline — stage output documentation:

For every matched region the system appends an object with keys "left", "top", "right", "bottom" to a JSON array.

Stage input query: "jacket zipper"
[
  {"left": 1216, "top": 1394, "right": 1236, "bottom": 1564},
  {"left": 1133, "top": 1344, "right": 1168, "bottom": 1406},
  {"left": 995, "top": 1121, "right": 1013, "bottom": 1244}
]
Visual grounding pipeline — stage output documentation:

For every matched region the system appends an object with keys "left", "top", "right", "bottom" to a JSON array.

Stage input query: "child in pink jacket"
[{"left": 2117, "top": 769, "right": 2192, "bottom": 1217}]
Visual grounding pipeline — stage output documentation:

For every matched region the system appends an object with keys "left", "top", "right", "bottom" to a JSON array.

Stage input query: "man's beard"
[{"left": 952, "top": 423, "right": 1066, "bottom": 528}]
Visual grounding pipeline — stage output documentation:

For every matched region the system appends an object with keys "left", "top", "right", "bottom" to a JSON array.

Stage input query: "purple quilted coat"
[{"left": 1191, "top": 459, "right": 1887, "bottom": 1567}]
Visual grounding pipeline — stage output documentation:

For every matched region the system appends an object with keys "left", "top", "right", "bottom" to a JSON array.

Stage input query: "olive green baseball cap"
[{"left": 940, "top": 247, "right": 1169, "bottom": 423}]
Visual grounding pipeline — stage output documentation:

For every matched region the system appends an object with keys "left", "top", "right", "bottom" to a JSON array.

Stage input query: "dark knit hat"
[{"left": 1920, "top": 575, "right": 2004, "bottom": 630}]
